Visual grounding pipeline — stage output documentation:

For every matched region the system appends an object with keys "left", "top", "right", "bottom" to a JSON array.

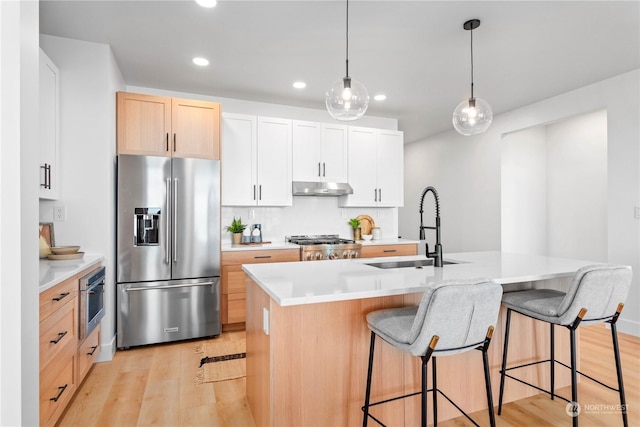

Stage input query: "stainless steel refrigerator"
[{"left": 116, "top": 154, "right": 221, "bottom": 348}]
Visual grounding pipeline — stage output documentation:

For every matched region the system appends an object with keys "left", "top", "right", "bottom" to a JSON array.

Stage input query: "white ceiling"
[{"left": 39, "top": 0, "right": 640, "bottom": 143}]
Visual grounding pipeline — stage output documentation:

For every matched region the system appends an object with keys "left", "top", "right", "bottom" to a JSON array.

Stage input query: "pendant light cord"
[
  {"left": 345, "top": 0, "right": 350, "bottom": 78},
  {"left": 470, "top": 24, "right": 474, "bottom": 99}
]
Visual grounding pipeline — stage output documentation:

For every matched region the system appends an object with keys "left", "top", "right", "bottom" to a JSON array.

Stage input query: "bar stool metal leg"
[
  {"left": 422, "top": 355, "right": 429, "bottom": 427},
  {"left": 482, "top": 328, "right": 497, "bottom": 427},
  {"left": 431, "top": 357, "right": 437, "bottom": 427},
  {"left": 611, "top": 322, "right": 628, "bottom": 427},
  {"left": 550, "top": 323, "right": 555, "bottom": 400},
  {"left": 498, "top": 308, "right": 512, "bottom": 415},
  {"left": 363, "top": 331, "right": 376, "bottom": 427}
]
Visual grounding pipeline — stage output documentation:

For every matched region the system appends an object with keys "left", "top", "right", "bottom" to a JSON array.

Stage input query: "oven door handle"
[{"left": 123, "top": 281, "right": 216, "bottom": 292}]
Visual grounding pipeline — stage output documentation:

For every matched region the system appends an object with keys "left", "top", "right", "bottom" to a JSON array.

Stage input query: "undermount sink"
[{"left": 365, "top": 259, "right": 459, "bottom": 269}]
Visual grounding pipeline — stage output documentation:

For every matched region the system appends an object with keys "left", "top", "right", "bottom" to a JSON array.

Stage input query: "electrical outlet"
[
  {"left": 54, "top": 206, "right": 66, "bottom": 222},
  {"left": 249, "top": 209, "right": 255, "bottom": 219},
  {"left": 377, "top": 209, "right": 385, "bottom": 219},
  {"left": 341, "top": 210, "right": 347, "bottom": 219},
  {"left": 263, "top": 307, "right": 269, "bottom": 335}
]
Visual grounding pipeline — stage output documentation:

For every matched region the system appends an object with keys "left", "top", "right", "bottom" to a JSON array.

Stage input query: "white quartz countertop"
[
  {"left": 222, "top": 238, "right": 418, "bottom": 252},
  {"left": 242, "top": 251, "right": 604, "bottom": 307},
  {"left": 39, "top": 254, "right": 104, "bottom": 293}
]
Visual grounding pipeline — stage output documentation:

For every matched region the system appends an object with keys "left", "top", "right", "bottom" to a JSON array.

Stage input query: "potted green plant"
[
  {"left": 226, "top": 217, "right": 247, "bottom": 244},
  {"left": 348, "top": 218, "right": 362, "bottom": 241}
]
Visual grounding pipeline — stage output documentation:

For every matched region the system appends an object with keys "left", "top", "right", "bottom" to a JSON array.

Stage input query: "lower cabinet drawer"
[
  {"left": 227, "top": 293, "right": 246, "bottom": 324},
  {"left": 39, "top": 297, "right": 77, "bottom": 369},
  {"left": 77, "top": 324, "right": 101, "bottom": 384},
  {"left": 40, "top": 352, "right": 76, "bottom": 427}
]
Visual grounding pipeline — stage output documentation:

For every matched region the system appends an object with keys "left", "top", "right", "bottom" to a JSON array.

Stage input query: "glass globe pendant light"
[
  {"left": 326, "top": 0, "right": 369, "bottom": 121},
  {"left": 452, "top": 19, "right": 493, "bottom": 136}
]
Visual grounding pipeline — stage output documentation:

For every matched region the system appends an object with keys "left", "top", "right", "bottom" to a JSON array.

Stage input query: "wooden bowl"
[{"left": 50, "top": 246, "right": 80, "bottom": 255}]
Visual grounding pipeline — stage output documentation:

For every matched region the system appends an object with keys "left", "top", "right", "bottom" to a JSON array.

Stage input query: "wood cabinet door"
[
  {"left": 360, "top": 244, "right": 417, "bottom": 258},
  {"left": 321, "top": 123, "right": 348, "bottom": 183},
  {"left": 376, "top": 129, "right": 404, "bottom": 207},
  {"left": 171, "top": 98, "right": 220, "bottom": 159},
  {"left": 257, "top": 117, "right": 292, "bottom": 206},
  {"left": 222, "top": 113, "right": 258, "bottom": 206},
  {"left": 117, "top": 92, "right": 171, "bottom": 156},
  {"left": 292, "top": 120, "right": 322, "bottom": 182}
]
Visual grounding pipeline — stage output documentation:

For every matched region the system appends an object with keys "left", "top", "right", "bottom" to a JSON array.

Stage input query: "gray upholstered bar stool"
[
  {"left": 362, "top": 279, "right": 503, "bottom": 427},
  {"left": 498, "top": 264, "right": 632, "bottom": 427}
]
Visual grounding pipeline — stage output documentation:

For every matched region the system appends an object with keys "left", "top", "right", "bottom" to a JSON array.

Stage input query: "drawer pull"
[
  {"left": 87, "top": 346, "right": 98, "bottom": 356},
  {"left": 50, "top": 384, "right": 68, "bottom": 402},
  {"left": 52, "top": 292, "right": 70, "bottom": 302},
  {"left": 253, "top": 256, "right": 272, "bottom": 259},
  {"left": 50, "top": 331, "right": 67, "bottom": 344},
  {"left": 383, "top": 249, "right": 397, "bottom": 253}
]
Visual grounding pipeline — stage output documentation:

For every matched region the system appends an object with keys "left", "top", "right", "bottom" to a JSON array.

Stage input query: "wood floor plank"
[{"left": 57, "top": 326, "right": 636, "bottom": 427}]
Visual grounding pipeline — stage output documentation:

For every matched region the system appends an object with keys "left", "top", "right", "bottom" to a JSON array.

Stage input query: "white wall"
[
  {"left": 39, "top": 35, "right": 125, "bottom": 361},
  {"left": 0, "top": 1, "right": 40, "bottom": 425},
  {"left": 401, "top": 70, "right": 640, "bottom": 336},
  {"left": 501, "top": 125, "right": 547, "bottom": 255},
  {"left": 501, "top": 109, "right": 608, "bottom": 262}
]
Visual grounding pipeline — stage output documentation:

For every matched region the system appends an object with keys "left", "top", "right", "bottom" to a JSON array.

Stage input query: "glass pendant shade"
[
  {"left": 452, "top": 97, "right": 493, "bottom": 136},
  {"left": 326, "top": 76, "right": 369, "bottom": 121}
]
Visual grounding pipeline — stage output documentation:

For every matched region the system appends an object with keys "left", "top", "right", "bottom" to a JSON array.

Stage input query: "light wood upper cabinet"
[{"left": 117, "top": 92, "right": 220, "bottom": 159}]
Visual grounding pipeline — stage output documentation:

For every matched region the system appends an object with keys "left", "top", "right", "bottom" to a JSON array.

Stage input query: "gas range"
[{"left": 287, "top": 235, "right": 362, "bottom": 261}]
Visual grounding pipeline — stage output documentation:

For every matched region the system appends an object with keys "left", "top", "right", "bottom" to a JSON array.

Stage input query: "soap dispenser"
[{"left": 250, "top": 224, "right": 262, "bottom": 243}]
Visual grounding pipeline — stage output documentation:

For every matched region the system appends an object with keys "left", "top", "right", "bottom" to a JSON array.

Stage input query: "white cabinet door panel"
[
  {"left": 322, "top": 124, "right": 348, "bottom": 183},
  {"left": 343, "top": 126, "right": 377, "bottom": 206},
  {"left": 292, "top": 120, "right": 322, "bottom": 182},
  {"left": 377, "top": 130, "right": 404, "bottom": 207},
  {"left": 222, "top": 113, "right": 257, "bottom": 206},
  {"left": 39, "top": 49, "right": 60, "bottom": 200},
  {"left": 257, "top": 117, "right": 292, "bottom": 206}
]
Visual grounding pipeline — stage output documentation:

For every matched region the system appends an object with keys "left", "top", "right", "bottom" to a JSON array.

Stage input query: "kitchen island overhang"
[{"left": 243, "top": 251, "right": 610, "bottom": 426}]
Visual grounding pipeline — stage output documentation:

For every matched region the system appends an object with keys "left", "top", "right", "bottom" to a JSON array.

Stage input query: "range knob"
[
  {"left": 351, "top": 251, "right": 359, "bottom": 258},
  {"left": 305, "top": 252, "right": 313, "bottom": 261},
  {"left": 315, "top": 252, "right": 323, "bottom": 260},
  {"left": 342, "top": 251, "right": 349, "bottom": 259},
  {"left": 328, "top": 252, "right": 338, "bottom": 260}
]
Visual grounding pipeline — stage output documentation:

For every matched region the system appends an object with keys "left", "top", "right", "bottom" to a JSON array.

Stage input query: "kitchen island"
[{"left": 243, "top": 251, "right": 602, "bottom": 426}]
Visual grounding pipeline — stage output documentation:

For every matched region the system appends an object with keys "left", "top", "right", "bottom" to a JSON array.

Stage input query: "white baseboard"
[
  {"left": 95, "top": 334, "right": 117, "bottom": 363},
  {"left": 615, "top": 317, "right": 639, "bottom": 337}
]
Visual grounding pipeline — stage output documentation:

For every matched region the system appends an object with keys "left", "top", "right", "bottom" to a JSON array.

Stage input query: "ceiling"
[{"left": 39, "top": 1, "right": 640, "bottom": 143}]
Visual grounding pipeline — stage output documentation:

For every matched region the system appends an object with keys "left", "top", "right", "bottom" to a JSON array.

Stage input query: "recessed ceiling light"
[
  {"left": 195, "top": 0, "right": 217, "bottom": 8},
  {"left": 293, "top": 81, "right": 307, "bottom": 89},
  {"left": 374, "top": 94, "right": 387, "bottom": 101},
  {"left": 192, "top": 57, "right": 209, "bottom": 66}
]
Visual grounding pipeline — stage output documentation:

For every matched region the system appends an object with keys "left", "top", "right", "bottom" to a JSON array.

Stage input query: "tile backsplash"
[{"left": 222, "top": 196, "right": 398, "bottom": 243}]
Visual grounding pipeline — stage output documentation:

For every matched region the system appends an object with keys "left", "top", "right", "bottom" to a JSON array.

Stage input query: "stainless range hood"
[{"left": 292, "top": 181, "right": 353, "bottom": 196}]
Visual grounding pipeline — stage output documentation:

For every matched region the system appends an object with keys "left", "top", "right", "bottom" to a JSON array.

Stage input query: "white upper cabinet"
[
  {"left": 339, "top": 126, "right": 404, "bottom": 207},
  {"left": 39, "top": 48, "right": 60, "bottom": 200},
  {"left": 222, "top": 113, "right": 292, "bottom": 206},
  {"left": 292, "top": 121, "right": 347, "bottom": 183}
]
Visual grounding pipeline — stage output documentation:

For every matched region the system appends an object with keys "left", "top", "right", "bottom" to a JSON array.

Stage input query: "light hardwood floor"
[{"left": 58, "top": 324, "right": 638, "bottom": 426}]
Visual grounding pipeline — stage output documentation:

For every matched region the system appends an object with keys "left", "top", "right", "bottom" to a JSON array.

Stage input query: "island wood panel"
[
  {"left": 360, "top": 243, "right": 417, "bottom": 258},
  {"left": 246, "top": 277, "right": 576, "bottom": 426}
]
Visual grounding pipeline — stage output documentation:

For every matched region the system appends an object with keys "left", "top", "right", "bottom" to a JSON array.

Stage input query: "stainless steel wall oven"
[{"left": 79, "top": 266, "right": 106, "bottom": 340}]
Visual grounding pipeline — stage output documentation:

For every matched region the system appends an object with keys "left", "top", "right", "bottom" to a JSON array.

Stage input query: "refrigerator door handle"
[
  {"left": 165, "top": 178, "right": 171, "bottom": 264},
  {"left": 173, "top": 178, "right": 178, "bottom": 262},
  {"left": 123, "top": 281, "right": 216, "bottom": 292}
]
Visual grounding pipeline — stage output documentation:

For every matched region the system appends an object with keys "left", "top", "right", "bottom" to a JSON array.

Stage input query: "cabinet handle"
[
  {"left": 173, "top": 133, "right": 177, "bottom": 152},
  {"left": 50, "top": 331, "right": 67, "bottom": 344},
  {"left": 166, "top": 133, "right": 169, "bottom": 152},
  {"left": 259, "top": 185, "right": 262, "bottom": 200},
  {"left": 374, "top": 189, "right": 378, "bottom": 202},
  {"left": 165, "top": 178, "right": 171, "bottom": 264},
  {"left": 254, "top": 255, "right": 272, "bottom": 259},
  {"left": 253, "top": 185, "right": 256, "bottom": 201},
  {"left": 52, "top": 292, "right": 70, "bottom": 302},
  {"left": 40, "top": 164, "right": 51, "bottom": 189},
  {"left": 50, "top": 384, "right": 68, "bottom": 402},
  {"left": 323, "top": 162, "right": 326, "bottom": 177},
  {"left": 318, "top": 162, "right": 321, "bottom": 177},
  {"left": 87, "top": 346, "right": 98, "bottom": 356},
  {"left": 383, "top": 249, "right": 397, "bottom": 253},
  {"left": 378, "top": 188, "right": 382, "bottom": 202}
]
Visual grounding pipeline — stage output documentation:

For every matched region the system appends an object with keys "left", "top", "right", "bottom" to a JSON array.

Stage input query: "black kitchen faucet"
[{"left": 419, "top": 186, "right": 443, "bottom": 267}]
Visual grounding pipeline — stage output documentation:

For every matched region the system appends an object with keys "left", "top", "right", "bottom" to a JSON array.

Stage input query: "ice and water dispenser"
[{"left": 134, "top": 208, "right": 161, "bottom": 246}]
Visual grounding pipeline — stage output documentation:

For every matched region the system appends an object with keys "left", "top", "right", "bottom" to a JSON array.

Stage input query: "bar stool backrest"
[
  {"left": 556, "top": 264, "right": 632, "bottom": 325},
  {"left": 407, "top": 279, "right": 503, "bottom": 357}
]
